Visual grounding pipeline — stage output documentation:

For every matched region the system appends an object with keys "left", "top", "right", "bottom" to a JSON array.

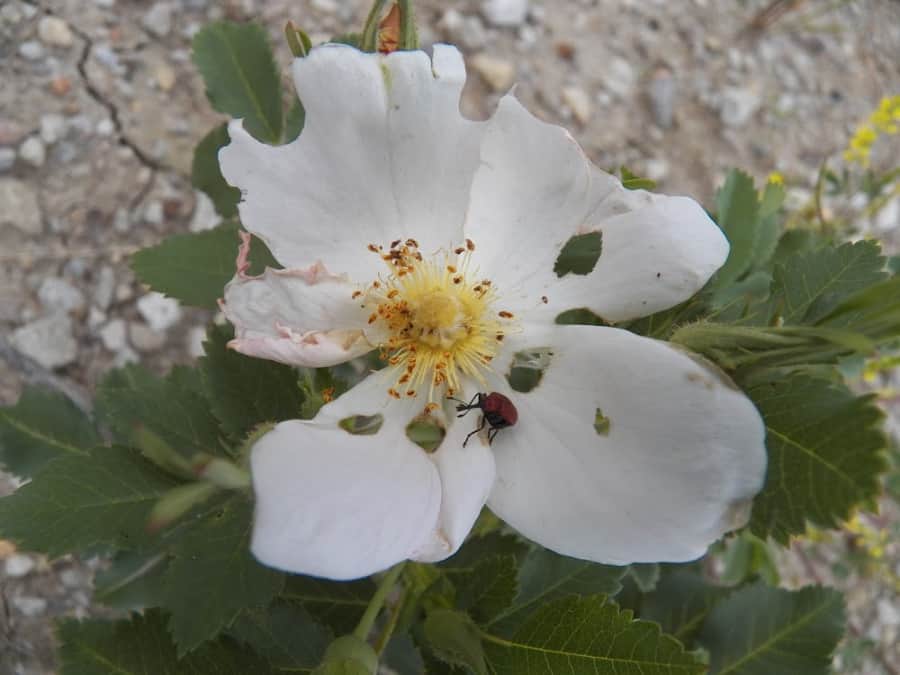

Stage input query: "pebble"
[
  {"left": 38, "top": 277, "right": 87, "bottom": 314},
  {"left": 12, "top": 596, "right": 48, "bottom": 617},
  {"left": 311, "top": 0, "right": 338, "bottom": 12},
  {"left": 129, "top": 321, "right": 166, "bottom": 352},
  {"left": 19, "top": 136, "right": 46, "bottom": 167},
  {"left": 93, "top": 265, "right": 116, "bottom": 309},
  {"left": 10, "top": 313, "right": 78, "bottom": 370},
  {"left": 155, "top": 63, "right": 177, "bottom": 91},
  {"left": 647, "top": 67, "right": 676, "bottom": 129},
  {"left": 604, "top": 58, "right": 637, "bottom": 98},
  {"left": 481, "top": 0, "right": 529, "bottom": 27},
  {"left": 136, "top": 292, "right": 182, "bottom": 332},
  {"left": 470, "top": 53, "right": 516, "bottom": 92},
  {"left": 96, "top": 118, "right": 116, "bottom": 136},
  {"left": 562, "top": 86, "right": 592, "bottom": 125},
  {"left": 142, "top": 2, "right": 173, "bottom": 38},
  {"left": 99, "top": 318, "right": 128, "bottom": 351},
  {"left": 190, "top": 190, "right": 218, "bottom": 232},
  {"left": 0, "top": 179, "right": 42, "bottom": 234},
  {"left": 18, "top": 39, "right": 44, "bottom": 60},
  {"left": 143, "top": 199, "right": 164, "bottom": 225},
  {"left": 5, "top": 553, "right": 36, "bottom": 578},
  {"left": 720, "top": 86, "right": 762, "bottom": 127},
  {"left": 438, "top": 9, "right": 487, "bottom": 51},
  {"left": 37, "top": 16, "right": 75, "bottom": 48},
  {"left": 40, "top": 113, "right": 67, "bottom": 144},
  {"left": 0, "top": 147, "right": 15, "bottom": 172}
]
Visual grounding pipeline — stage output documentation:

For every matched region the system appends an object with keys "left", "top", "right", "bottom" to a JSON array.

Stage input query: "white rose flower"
[{"left": 219, "top": 44, "right": 767, "bottom": 580}]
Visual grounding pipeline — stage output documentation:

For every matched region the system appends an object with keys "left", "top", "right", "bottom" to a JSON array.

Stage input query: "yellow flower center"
[{"left": 355, "top": 238, "right": 514, "bottom": 407}]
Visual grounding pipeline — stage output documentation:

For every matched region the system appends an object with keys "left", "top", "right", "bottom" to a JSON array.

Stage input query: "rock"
[
  {"left": 561, "top": 86, "right": 592, "bottom": 125},
  {"left": 136, "top": 292, "right": 182, "bottom": 332},
  {"left": 18, "top": 39, "right": 44, "bottom": 60},
  {"left": 87, "top": 306, "right": 106, "bottom": 329},
  {"left": 190, "top": 191, "right": 219, "bottom": 232},
  {"left": 311, "top": 0, "right": 338, "bottom": 12},
  {"left": 878, "top": 598, "right": 900, "bottom": 626},
  {"left": 37, "top": 16, "right": 75, "bottom": 48},
  {"left": 481, "top": 0, "right": 529, "bottom": 27},
  {"left": 19, "top": 136, "right": 46, "bottom": 167},
  {"left": 40, "top": 113, "right": 67, "bottom": 144},
  {"left": 470, "top": 53, "right": 516, "bottom": 92},
  {"left": 720, "top": 86, "right": 761, "bottom": 127},
  {"left": 155, "top": 63, "right": 176, "bottom": 91},
  {"left": 143, "top": 199, "right": 164, "bottom": 225},
  {"left": 93, "top": 265, "right": 116, "bottom": 309},
  {"left": 647, "top": 67, "right": 676, "bottom": 129},
  {"left": 604, "top": 57, "right": 636, "bottom": 98},
  {"left": 10, "top": 313, "right": 78, "bottom": 369},
  {"left": 38, "top": 277, "right": 86, "bottom": 314},
  {"left": 0, "top": 179, "right": 42, "bottom": 234},
  {"left": 13, "top": 596, "right": 48, "bottom": 617},
  {"left": 99, "top": 319, "right": 128, "bottom": 351},
  {"left": 0, "top": 148, "right": 15, "bottom": 172},
  {"left": 129, "top": 321, "right": 166, "bottom": 352},
  {"left": 5, "top": 553, "right": 36, "bottom": 578},
  {"left": 142, "top": 2, "right": 173, "bottom": 38}
]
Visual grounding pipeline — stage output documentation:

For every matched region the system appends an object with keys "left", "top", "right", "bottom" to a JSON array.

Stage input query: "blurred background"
[{"left": 0, "top": 1, "right": 899, "bottom": 673}]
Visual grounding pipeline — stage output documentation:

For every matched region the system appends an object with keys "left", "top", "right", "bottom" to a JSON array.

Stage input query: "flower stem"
[{"left": 353, "top": 562, "right": 405, "bottom": 642}]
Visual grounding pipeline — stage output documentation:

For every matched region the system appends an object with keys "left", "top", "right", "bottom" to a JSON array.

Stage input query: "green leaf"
[
  {"left": 554, "top": 231, "right": 603, "bottom": 277},
  {"left": 627, "top": 563, "right": 661, "bottom": 592},
  {"left": 424, "top": 609, "right": 488, "bottom": 675},
  {"left": 58, "top": 609, "right": 277, "bottom": 674},
  {"left": 162, "top": 495, "right": 284, "bottom": 655},
  {"left": 748, "top": 374, "right": 887, "bottom": 542},
  {"left": 96, "top": 365, "right": 224, "bottom": 461},
  {"left": 280, "top": 575, "right": 375, "bottom": 636},
  {"left": 0, "top": 386, "right": 95, "bottom": 477},
  {"left": 230, "top": 601, "right": 331, "bottom": 672},
  {"left": 640, "top": 569, "right": 727, "bottom": 645},
  {"left": 192, "top": 21, "right": 283, "bottom": 143},
  {"left": 720, "top": 532, "right": 779, "bottom": 586},
  {"left": 481, "top": 595, "right": 704, "bottom": 675},
  {"left": 284, "top": 97, "right": 305, "bottom": 143},
  {"left": 710, "top": 170, "right": 761, "bottom": 290},
  {"left": 192, "top": 124, "right": 241, "bottom": 218},
  {"left": 131, "top": 220, "right": 279, "bottom": 309},
  {"left": 620, "top": 166, "right": 657, "bottom": 191},
  {"left": 93, "top": 550, "right": 169, "bottom": 612},
  {"left": 771, "top": 240, "right": 886, "bottom": 325},
  {"left": 440, "top": 532, "right": 529, "bottom": 572},
  {"left": 699, "top": 583, "right": 845, "bottom": 675},
  {"left": 488, "top": 548, "right": 626, "bottom": 635},
  {"left": 453, "top": 555, "right": 518, "bottom": 624},
  {"left": 0, "top": 446, "right": 178, "bottom": 556},
  {"left": 200, "top": 324, "right": 304, "bottom": 440}
]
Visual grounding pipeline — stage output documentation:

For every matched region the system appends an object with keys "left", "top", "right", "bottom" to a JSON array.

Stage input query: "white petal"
[
  {"left": 488, "top": 325, "right": 766, "bottom": 564},
  {"left": 220, "top": 45, "right": 483, "bottom": 276},
  {"left": 412, "top": 408, "right": 496, "bottom": 562},
  {"left": 250, "top": 374, "right": 442, "bottom": 580},
  {"left": 466, "top": 95, "right": 727, "bottom": 323},
  {"left": 221, "top": 256, "right": 372, "bottom": 367}
]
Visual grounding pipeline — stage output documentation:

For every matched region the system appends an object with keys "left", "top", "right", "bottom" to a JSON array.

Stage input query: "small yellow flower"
[
  {"left": 767, "top": 171, "right": 784, "bottom": 185},
  {"left": 844, "top": 95, "right": 900, "bottom": 166}
]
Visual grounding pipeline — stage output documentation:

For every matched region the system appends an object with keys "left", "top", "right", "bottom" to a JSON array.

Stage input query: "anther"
[
  {"left": 351, "top": 290, "right": 362, "bottom": 299},
  {"left": 453, "top": 275, "right": 463, "bottom": 284},
  {"left": 446, "top": 265, "right": 457, "bottom": 273},
  {"left": 388, "top": 388, "right": 401, "bottom": 399},
  {"left": 499, "top": 310, "right": 514, "bottom": 319},
  {"left": 406, "top": 238, "right": 419, "bottom": 247},
  {"left": 466, "top": 238, "right": 475, "bottom": 251},
  {"left": 454, "top": 247, "right": 465, "bottom": 255},
  {"left": 368, "top": 313, "right": 378, "bottom": 324},
  {"left": 367, "top": 243, "right": 379, "bottom": 252},
  {"left": 541, "top": 295, "right": 549, "bottom": 304},
  {"left": 390, "top": 239, "right": 401, "bottom": 248}
]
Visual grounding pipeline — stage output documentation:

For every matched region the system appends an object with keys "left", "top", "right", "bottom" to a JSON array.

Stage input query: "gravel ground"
[{"left": 1, "top": 0, "right": 899, "bottom": 673}]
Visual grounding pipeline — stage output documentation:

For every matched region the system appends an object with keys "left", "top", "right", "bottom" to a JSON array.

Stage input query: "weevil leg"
[{"left": 462, "top": 415, "right": 486, "bottom": 447}]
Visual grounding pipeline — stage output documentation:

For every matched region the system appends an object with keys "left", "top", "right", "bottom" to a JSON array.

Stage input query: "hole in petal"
[
  {"left": 554, "top": 231, "right": 603, "bottom": 277},
  {"left": 339, "top": 414, "right": 384, "bottom": 435},
  {"left": 555, "top": 308, "right": 608, "bottom": 326},
  {"left": 593, "top": 408, "right": 611, "bottom": 436},
  {"left": 405, "top": 415, "right": 446, "bottom": 453},
  {"left": 507, "top": 348, "right": 553, "bottom": 393}
]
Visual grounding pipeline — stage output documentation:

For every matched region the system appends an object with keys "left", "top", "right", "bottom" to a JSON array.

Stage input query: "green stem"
[
  {"left": 353, "top": 563, "right": 405, "bottom": 641},
  {"left": 373, "top": 587, "right": 405, "bottom": 655}
]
